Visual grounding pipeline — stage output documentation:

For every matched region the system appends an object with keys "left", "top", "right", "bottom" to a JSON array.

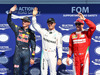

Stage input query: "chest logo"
[
  {"left": 72, "top": 35, "right": 77, "bottom": 39},
  {"left": 80, "top": 34, "right": 85, "bottom": 38},
  {"left": 17, "top": 34, "right": 29, "bottom": 43}
]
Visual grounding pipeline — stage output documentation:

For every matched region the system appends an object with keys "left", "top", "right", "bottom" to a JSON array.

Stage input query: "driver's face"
[
  {"left": 75, "top": 23, "right": 84, "bottom": 31},
  {"left": 47, "top": 22, "right": 56, "bottom": 30},
  {"left": 22, "top": 20, "right": 30, "bottom": 27}
]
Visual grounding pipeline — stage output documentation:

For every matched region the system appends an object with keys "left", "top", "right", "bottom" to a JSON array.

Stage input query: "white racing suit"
[{"left": 32, "top": 16, "right": 62, "bottom": 75}]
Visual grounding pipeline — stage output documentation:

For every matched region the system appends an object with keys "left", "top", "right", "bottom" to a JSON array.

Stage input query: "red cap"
[{"left": 74, "top": 19, "right": 84, "bottom": 24}]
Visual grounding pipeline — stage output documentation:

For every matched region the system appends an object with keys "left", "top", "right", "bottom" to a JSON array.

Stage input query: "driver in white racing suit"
[{"left": 32, "top": 7, "right": 62, "bottom": 75}]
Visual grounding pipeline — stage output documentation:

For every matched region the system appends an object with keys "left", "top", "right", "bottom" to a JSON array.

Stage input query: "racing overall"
[
  {"left": 7, "top": 13, "right": 36, "bottom": 75},
  {"left": 67, "top": 19, "right": 96, "bottom": 75},
  {"left": 32, "top": 16, "right": 62, "bottom": 75}
]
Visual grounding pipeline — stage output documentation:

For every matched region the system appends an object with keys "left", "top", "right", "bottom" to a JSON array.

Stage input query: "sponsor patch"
[
  {"left": 15, "top": 25, "right": 18, "bottom": 28},
  {"left": 72, "top": 35, "right": 77, "bottom": 39},
  {"left": 73, "top": 39, "right": 86, "bottom": 44},
  {"left": 14, "top": 65, "right": 19, "bottom": 68},
  {"left": 80, "top": 34, "right": 85, "bottom": 38},
  {"left": 26, "top": 32, "right": 30, "bottom": 35}
]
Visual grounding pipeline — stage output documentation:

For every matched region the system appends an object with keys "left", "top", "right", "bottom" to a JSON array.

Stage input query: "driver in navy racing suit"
[{"left": 7, "top": 5, "right": 36, "bottom": 75}]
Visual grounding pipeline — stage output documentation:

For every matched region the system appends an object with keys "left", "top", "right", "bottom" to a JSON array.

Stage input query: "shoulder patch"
[
  {"left": 26, "top": 32, "right": 30, "bottom": 35},
  {"left": 15, "top": 25, "right": 18, "bottom": 28}
]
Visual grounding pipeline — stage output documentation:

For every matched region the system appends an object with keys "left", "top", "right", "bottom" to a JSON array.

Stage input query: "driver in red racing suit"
[{"left": 66, "top": 13, "right": 96, "bottom": 75}]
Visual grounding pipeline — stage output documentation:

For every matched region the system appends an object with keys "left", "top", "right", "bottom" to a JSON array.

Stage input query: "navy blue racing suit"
[{"left": 7, "top": 13, "right": 36, "bottom": 75}]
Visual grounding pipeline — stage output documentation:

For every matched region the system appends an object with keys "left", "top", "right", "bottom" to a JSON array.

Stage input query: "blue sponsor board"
[{"left": 0, "top": 4, "right": 100, "bottom": 75}]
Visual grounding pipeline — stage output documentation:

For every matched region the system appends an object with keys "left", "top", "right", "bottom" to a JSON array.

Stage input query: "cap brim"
[
  {"left": 47, "top": 21, "right": 55, "bottom": 23},
  {"left": 21, "top": 18, "right": 25, "bottom": 21},
  {"left": 74, "top": 21, "right": 83, "bottom": 24},
  {"left": 21, "top": 18, "right": 23, "bottom": 20},
  {"left": 21, "top": 18, "right": 31, "bottom": 22}
]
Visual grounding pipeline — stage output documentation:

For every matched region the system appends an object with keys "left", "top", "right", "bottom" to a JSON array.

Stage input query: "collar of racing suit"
[
  {"left": 76, "top": 29, "right": 86, "bottom": 34},
  {"left": 22, "top": 27, "right": 29, "bottom": 31},
  {"left": 48, "top": 29, "right": 56, "bottom": 34}
]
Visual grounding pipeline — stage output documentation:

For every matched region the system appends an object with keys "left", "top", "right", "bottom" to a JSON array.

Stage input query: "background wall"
[
  {"left": 0, "top": 1, "right": 100, "bottom": 75},
  {"left": 0, "top": 0, "right": 100, "bottom": 4}
]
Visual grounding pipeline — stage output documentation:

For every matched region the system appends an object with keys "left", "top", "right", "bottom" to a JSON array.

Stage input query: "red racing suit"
[{"left": 67, "top": 19, "right": 96, "bottom": 75}]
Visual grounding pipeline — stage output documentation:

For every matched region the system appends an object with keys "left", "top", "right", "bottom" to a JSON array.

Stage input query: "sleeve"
[
  {"left": 84, "top": 19, "right": 96, "bottom": 38},
  {"left": 7, "top": 13, "right": 19, "bottom": 33},
  {"left": 67, "top": 34, "right": 73, "bottom": 58},
  {"left": 32, "top": 16, "right": 43, "bottom": 35},
  {"left": 30, "top": 31, "right": 36, "bottom": 60},
  {"left": 57, "top": 33, "right": 63, "bottom": 59}
]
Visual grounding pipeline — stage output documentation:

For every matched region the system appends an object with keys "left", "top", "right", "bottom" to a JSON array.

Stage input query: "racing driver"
[
  {"left": 32, "top": 7, "right": 62, "bottom": 75},
  {"left": 66, "top": 13, "right": 96, "bottom": 75},
  {"left": 7, "top": 5, "right": 36, "bottom": 75}
]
